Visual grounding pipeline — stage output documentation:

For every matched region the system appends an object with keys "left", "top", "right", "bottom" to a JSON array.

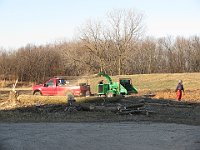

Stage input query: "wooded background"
[{"left": 0, "top": 10, "right": 199, "bottom": 82}]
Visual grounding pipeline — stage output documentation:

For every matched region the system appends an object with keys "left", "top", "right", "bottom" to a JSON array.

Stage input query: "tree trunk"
[{"left": 118, "top": 55, "right": 121, "bottom": 75}]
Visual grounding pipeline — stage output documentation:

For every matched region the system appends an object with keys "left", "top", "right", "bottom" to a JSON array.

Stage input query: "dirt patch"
[{"left": 0, "top": 92, "right": 200, "bottom": 125}]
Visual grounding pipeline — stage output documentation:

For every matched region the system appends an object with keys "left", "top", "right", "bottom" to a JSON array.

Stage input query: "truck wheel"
[
  {"left": 106, "top": 92, "right": 114, "bottom": 97},
  {"left": 34, "top": 91, "right": 41, "bottom": 96}
]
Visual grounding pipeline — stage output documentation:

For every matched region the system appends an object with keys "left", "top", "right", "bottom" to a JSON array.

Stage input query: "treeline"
[
  {"left": 0, "top": 9, "right": 200, "bottom": 82},
  {"left": 0, "top": 36, "right": 200, "bottom": 82}
]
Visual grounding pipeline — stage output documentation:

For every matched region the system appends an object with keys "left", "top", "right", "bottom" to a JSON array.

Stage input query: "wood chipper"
[{"left": 97, "top": 72, "right": 138, "bottom": 97}]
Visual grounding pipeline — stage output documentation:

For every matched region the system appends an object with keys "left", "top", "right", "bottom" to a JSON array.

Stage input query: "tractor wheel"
[
  {"left": 106, "top": 92, "right": 114, "bottom": 98},
  {"left": 33, "top": 91, "right": 42, "bottom": 96}
]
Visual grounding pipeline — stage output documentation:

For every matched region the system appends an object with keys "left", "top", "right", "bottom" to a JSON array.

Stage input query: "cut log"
[
  {"left": 146, "top": 102, "right": 193, "bottom": 108},
  {"left": 126, "top": 103, "right": 145, "bottom": 109},
  {"left": 117, "top": 109, "right": 155, "bottom": 115}
]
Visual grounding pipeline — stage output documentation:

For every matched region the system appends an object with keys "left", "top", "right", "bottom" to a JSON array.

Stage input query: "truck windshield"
[{"left": 45, "top": 79, "right": 54, "bottom": 87}]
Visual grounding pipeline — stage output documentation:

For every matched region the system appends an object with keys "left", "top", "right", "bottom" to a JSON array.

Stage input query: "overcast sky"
[{"left": 0, "top": 0, "right": 200, "bottom": 49}]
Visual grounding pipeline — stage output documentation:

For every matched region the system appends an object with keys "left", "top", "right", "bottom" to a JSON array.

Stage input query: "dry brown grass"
[
  {"left": 87, "top": 72, "right": 200, "bottom": 94},
  {"left": 17, "top": 95, "right": 95, "bottom": 105},
  {"left": 153, "top": 89, "right": 200, "bottom": 102},
  {"left": 83, "top": 72, "right": 200, "bottom": 102},
  {"left": 1, "top": 72, "right": 200, "bottom": 110}
]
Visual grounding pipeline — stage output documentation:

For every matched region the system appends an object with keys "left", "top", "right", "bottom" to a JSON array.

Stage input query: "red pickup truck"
[{"left": 32, "top": 77, "right": 90, "bottom": 96}]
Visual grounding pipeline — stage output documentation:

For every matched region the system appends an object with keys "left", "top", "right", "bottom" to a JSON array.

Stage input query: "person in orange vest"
[{"left": 175, "top": 80, "right": 184, "bottom": 101}]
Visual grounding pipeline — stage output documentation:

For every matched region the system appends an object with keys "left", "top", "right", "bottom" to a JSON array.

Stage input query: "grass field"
[
  {"left": 86, "top": 72, "right": 200, "bottom": 92},
  {"left": 1, "top": 72, "right": 200, "bottom": 105},
  {"left": 85, "top": 72, "right": 200, "bottom": 101},
  {"left": 1, "top": 72, "right": 200, "bottom": 92}
]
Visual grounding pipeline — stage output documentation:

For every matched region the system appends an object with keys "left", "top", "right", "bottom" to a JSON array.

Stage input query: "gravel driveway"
[{"left": 0, "top": 122, "right": 200, "bottom": 150}]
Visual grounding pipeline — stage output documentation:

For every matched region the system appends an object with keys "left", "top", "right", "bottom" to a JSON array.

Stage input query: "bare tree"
[
  {"left": 106, "top": 9, "right": 144, "bottom": 75},
  {"left": 190, "top": 36, "right": 200, "bottom": 71},
  {"left": 79, "top": 9, "right": 144, "bottom": 75},
  {"left": 79, "top": 20, "right": 112, "bottom": 72}
]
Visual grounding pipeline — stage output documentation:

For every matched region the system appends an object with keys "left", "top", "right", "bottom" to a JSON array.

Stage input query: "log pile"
[
  {"left": 116, "top": 103, "right": 154, "bottom": 116},
  {"left": 77, "top": 102, "right": 155, "bottom": 116}
]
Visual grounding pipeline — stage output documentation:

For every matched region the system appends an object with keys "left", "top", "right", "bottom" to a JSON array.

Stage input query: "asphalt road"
[{"left": 0, "top": 122, "right": 200, "bottom": 150}]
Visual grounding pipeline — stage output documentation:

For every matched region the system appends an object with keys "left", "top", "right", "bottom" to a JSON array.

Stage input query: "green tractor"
[{"left": 97, "top": 72, "right": 138, "bottom": 97}]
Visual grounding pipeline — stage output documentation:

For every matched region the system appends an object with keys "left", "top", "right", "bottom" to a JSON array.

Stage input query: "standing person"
[{"left": 175, "top": 80, "right": 184, "bottom": 101}]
